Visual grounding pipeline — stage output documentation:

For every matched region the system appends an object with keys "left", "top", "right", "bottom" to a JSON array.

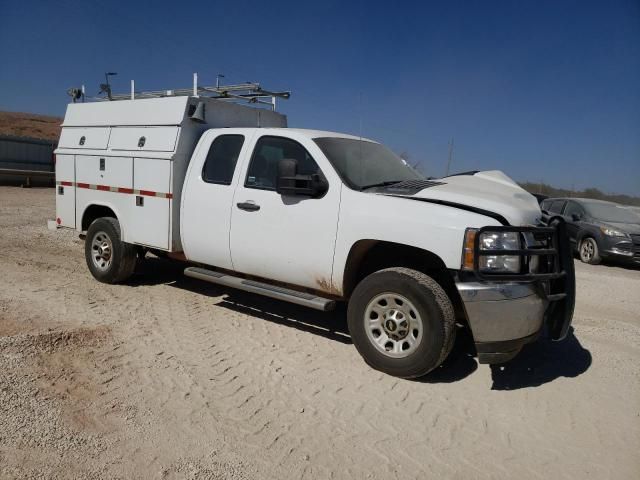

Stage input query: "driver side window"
[
  {"left": 564, "top": 201, "right": 585, "bottom": 219},
  {"left": 245, "top": 136, "right": 321, "bottom": 191},
  {"left": 549, "top": 200, "right": 566, "bottom": 214}
]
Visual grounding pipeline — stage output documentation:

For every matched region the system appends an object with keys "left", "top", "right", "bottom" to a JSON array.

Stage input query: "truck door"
[
  {"left": 181, "top": 131, "right": 249, "bottom": 270},
  {"left": 229, "top": 134, "right": 341, "bottom": 292}
]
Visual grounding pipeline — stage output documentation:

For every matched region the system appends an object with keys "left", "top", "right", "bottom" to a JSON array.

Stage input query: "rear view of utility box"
[{"left": 55, "top": 154, "right": 75, "bottom": 228}]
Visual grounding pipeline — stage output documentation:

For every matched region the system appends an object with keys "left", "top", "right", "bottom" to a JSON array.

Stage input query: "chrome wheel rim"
[
  {"left": 91, "top": 231, "right": 113, "bottom": 271},
  {"left": 364, "top": 293, "right": 423, "bottom": 358},
  {"left": 580, "top": 239, "right": 594, "bottom": 262}
]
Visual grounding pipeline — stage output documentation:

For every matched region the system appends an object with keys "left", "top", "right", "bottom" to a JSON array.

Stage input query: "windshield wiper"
[{"left": 359, "top": 181, "right": 404, "bottom": 191}]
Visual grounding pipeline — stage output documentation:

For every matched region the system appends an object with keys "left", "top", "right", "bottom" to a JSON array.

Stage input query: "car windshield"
[
  {"left": 584, "top": 202, "right": 639, "bottom": 223},
  {"left": 313, "top": 137, "right": 423, "bottom": 190}
]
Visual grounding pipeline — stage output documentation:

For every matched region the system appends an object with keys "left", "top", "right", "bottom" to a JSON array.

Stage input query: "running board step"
[{"left": 184, "top": 267, "right": 336, "bottom": 311}]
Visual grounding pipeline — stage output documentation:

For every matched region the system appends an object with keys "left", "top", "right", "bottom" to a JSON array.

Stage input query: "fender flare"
[{"left": 80, "top": 202, "right": 126, "bottom": 241}]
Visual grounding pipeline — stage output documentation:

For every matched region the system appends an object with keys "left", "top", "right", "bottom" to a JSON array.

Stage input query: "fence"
[{"left": 0, "top": 135, "right": 56, "bottom": 186}]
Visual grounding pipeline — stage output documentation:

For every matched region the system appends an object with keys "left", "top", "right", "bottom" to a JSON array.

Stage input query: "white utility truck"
[{"left": 55, "top": 80, "right": 575, "bottom": 378}]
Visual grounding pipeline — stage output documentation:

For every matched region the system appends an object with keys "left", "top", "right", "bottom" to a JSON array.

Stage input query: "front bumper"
[
  {"left": 600, "top": 236, "right": 640, "bottom": 263},
  {"left": 456, "top": 282, "right": 548, "bottom": 363},
  {"left": 456, "top": 219, "right": 576, "bottom": 364}
]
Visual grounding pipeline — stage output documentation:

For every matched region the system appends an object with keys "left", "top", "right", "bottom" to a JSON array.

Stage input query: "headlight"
[
  {"left": 600, "top": 226, "right": 629, "bottom": 238},
  {"left": 461, "top": 229, "right": 522, "bottom": 273},
  {"left": 478, "top": 231, "right": 521, "bottom": 273}
]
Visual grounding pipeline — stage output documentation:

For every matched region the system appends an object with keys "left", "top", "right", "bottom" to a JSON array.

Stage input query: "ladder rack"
[{"left": 70, "top": 73, "right": 291, "bottom": 111}]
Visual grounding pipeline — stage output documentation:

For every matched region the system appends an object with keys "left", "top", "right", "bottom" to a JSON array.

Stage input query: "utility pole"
[{"left": 445, "top": 138, "right": 454, "bottom": 176}]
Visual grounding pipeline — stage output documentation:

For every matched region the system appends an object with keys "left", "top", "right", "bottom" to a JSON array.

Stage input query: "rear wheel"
[
  {"left": 85, "top": 217, "right": 137, "bottom": 283},
  {"left": 579, "top": 237, "right": 601, "bottom": 264},
  {"left": 347, "top": 267, "right": 456, "bottom": 378}
]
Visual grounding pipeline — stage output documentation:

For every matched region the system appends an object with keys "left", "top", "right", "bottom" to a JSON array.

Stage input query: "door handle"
[{"left": 236, "top": 201, "right": 260, "bottom": 212}]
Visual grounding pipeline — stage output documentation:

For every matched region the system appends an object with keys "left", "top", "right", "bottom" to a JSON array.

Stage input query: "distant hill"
[
  {"left": 0, "top": 111, "right": 62, "bottom": 141},
  {"left": 520, "top": 181, "right": 640, "bottom": 207}
]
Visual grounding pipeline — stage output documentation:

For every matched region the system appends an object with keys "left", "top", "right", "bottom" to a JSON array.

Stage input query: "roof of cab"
[{"left": 257, "top": 128, "right": 377, "bottom": 143}]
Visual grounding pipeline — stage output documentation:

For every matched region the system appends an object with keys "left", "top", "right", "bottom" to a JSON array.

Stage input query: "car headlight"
[
  {"left": 600, "top": 226, "right": 629, "bottom": 238},
  {"left": 478, "top": 231, "right": 521, "bottom": 273},
  {"left": 462, "top": 229, "right": 522, "bottom": 273}
]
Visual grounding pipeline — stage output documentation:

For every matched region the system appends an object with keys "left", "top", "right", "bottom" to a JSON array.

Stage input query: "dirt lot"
[{"left": 0, "top": 186, "right": 638, "bottom": 479}]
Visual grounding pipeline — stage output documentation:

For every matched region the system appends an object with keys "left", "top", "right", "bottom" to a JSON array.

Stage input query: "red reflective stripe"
[{"left": 72, "top": 182, "right": 170, "bottom": 198}]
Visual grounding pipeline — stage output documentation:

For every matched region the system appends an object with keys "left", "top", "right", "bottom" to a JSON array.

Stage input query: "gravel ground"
[{"left": 0, "top": 186, "right": 638, "bottom": 479}]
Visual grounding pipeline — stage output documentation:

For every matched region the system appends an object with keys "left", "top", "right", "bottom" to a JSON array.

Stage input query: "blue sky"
[{"left": 1, "top": 0, "right": 638, "bottom": 195}]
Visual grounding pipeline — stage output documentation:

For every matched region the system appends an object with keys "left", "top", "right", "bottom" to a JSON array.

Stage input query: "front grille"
[
  {"left": 470, "top": 220, "right": 576, "bottom": 340},
  {"left": 614, "top": 241, "right": 633, "bottom": 252},
  {"left": 625, "top": 235, "right": 640, "bottom": 259}
]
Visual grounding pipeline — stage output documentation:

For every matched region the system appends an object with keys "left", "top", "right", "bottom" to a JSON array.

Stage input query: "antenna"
[
  {"left": 99, "top": 72, "right": 118, "bottom": 100},
  {"left": 216, "top": 74, "right": 225, "bottom": 88},
  {"left": 445, "top": 137, "right": 454, "bottom": 176},
  {"left": 358, "top": 91, "right": 363, "bottom": 182}
]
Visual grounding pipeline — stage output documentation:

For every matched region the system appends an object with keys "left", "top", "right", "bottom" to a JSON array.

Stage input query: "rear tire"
[
  {"left": 85, "top": 217, "right": 137, "bottom": 283},
  {"left": 347, "top": 267, "right": 456, "bottom": 378},
  {"left": 579, "top": 237, "right": 601, "bottom": 265}
]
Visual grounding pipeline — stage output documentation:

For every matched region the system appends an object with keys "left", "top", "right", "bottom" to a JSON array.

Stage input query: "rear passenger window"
[
  {"left": 202, "top": 135, "right": 245, "bottom": 185},
  {"left": 549, "top": 200, "right": 566, "bottom": 214}
]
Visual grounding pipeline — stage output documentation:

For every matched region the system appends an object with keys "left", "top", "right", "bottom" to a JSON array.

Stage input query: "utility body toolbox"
[{"left": 54, "top": 96, "right": 286, "bottom": 251}]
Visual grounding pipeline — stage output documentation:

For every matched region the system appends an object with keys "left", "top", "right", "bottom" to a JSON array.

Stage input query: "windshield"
[
  {"left": 313, "top": 137, "right": 423, "bottom": 190},
  {"left": 584, "top": 202, "right": 640, "bottom": 223}
]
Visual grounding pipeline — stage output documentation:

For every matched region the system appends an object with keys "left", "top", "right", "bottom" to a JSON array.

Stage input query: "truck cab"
[{"left": 55, "top": 93, "right": 575, "bottom": 378}]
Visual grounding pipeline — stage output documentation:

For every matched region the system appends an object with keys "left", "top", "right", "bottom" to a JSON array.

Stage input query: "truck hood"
[{"left": 390, "top": 171, "right": 542, "bottom": 226}]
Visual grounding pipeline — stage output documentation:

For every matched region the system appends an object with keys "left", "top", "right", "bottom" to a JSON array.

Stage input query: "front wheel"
[
  {"left": 347, "top": 268, "right": 456, "bottom": 378},
  {"left": 85, "top": 217, "right": 137, "bottom": 283},
  {"left": 579, "top": 237, "right": 601, "bottom": 264}
]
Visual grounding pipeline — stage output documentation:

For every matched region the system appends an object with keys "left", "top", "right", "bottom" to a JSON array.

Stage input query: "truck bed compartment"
[
  {"left": 55, "top": 154, "right": 75, "bottom": 228},
  {"left": 109, "top": 127, "right": 179, "bottom": 152},
  {"left": 129, "top": 157, "right": 171, "bottom": 250},
  {"left": 75, "top": 155, "right": 133, "bottom": 189},
  {"left": 58, "top": 127, "right": 110, "bottom": 150}
]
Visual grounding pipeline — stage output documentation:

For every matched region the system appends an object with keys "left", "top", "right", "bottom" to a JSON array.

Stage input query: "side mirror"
[
  {"left": 276, "top": 158, "right": 328, "bottom": 198},
  {"left": 571, "top": 213, "right": 581, "bottom": 221}
]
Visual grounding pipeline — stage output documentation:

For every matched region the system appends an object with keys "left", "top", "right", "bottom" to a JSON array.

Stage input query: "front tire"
[
  {"left": 579, "top": 237, "right": 601, "bottom": 264},
  {"left": 85, "top": 217, "right": 137, "bottom": 283},
  {"left": 347, "top": 268, "right": 456, "bottom": 378}
]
